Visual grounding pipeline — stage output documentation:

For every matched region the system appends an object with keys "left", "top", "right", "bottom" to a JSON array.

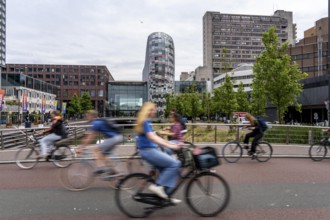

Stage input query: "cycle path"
[{"left": 1, "top": 158, "right": 330, "bottom": 219}]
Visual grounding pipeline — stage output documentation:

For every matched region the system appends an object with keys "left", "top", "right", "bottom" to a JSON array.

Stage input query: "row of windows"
[
  {"left": 291, "top": 51, "right": 328, "bottom": 60},
  {"left": 8, "top": 67, "right": 107, "bottom": 74},
  {"left": 301, "top": 65, "right": 328, "bottom": 72}
]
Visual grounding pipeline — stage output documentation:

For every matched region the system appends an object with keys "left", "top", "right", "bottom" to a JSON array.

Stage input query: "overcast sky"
[{"left": 6, "top": 0, "right": 328, "bottom": 81}]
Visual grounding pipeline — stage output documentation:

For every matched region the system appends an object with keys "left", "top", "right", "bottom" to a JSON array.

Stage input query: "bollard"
[
  {"left": 308, "top": 130, "right": 313, "bottom": 145},
  {"left": 214, "top": 125, "right": 217, "bottom": 143},
  {"left": 0, "top": 131, "right": 3, "bottom": 150}
]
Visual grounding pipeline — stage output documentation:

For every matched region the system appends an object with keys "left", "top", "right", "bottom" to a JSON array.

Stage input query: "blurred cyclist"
[
  {"left": 78, "top": 110, "right": 123, "bottom": 174},
  {"left": 243, "top": 113, "right": 263, "bottom": 159},
  {"left": 136, "top": 102, "right": 182, "bottom": 204}
]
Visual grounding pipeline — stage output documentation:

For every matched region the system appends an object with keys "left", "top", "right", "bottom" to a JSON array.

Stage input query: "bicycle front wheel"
[
  {"left": 309, "top": 143, "right": 327, "bottom": 161},
  {"left": 222, "top": 142, "right": 242, "bottom": 163},
  {"left": 15, "top": 147, "right": 39, "bottom": 169},
  {"left": 185, "top": 172, "right": 231, "bottom": 217},
  {"left": 107, "top": 157, "right": 129, "bottom": 189},
  {"left": 116, "top": 173, "right": 154, "bottom": 218},
  {"left": 59, "top": 161, "right": 94, "bottom": 191},
  {"left": 255, "top": 142, "right": 273, "bottom": 162},
  {"left": 51, "top": 145, "right": 75, "bottom": 168}
]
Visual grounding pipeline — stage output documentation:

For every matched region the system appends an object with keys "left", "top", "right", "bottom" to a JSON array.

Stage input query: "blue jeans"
[
  {"left": 40, "top": 133, "right": 62, "bottom": 156},
  {"left": 139, "top": 148, "right": 181, "bottom": 188}
]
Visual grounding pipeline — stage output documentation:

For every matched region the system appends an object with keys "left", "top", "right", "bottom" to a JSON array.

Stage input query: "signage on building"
[
  {"left": 22, "top": 93, "right": 28, "bottom": 112},
  {"left": 62, "top": 102, "right": 67, "bottom": 114},
  {"left": 41, "top": 99, "right": 46, "bottom": 113},
  {"left": 0, "top": 89, "right": 4, "bottom": 111}
]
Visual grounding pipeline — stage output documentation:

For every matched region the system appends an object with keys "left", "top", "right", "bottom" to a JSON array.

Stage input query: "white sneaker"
[
  {"left": 170, "top": 198, "right": 182, "bottom": 205},
  {"left": 148, "top": 184, "right": 168, "bottom": 199}
]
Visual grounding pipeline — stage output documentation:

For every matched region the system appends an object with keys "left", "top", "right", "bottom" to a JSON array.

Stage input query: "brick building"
[{"left": 4, "top": 64, "right": 114, "bottom": 116}]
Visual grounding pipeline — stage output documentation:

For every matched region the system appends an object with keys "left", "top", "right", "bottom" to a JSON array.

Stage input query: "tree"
[
  {"left": 201, "top": 92, "right": 212, "bottom": 122},
  {"left": 80, "top": 92, "right": 94, "bottom": 113},
  {"left": 236, "top": 82, "right": 250, "bottom": 112},
  {"left": 213, "top": 73, "right": 237, "bottom": 121},
  {"left": 67, "top": 94, "right": 82, "bottom": 118},
  {"left": 252, "top": 26, "right": 308, "bottom": 123}
]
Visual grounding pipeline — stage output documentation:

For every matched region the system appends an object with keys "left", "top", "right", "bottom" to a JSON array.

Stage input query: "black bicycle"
[
  {"left": 222, "top": 140, "right": 273, "bottom": 163},
  {"left": 309, "top": 138, "right": 330, "bottom": 161},
  {"left": 116, "top": 146, "right": 231, "bottom": 218},
  {"left": 15, "top": 131, "right": 75, "bottom": 169}
]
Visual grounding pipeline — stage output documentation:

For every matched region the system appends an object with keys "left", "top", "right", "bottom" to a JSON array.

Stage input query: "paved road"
[{"left": 1, "top": 157, "right": 330, "bottom": 220}]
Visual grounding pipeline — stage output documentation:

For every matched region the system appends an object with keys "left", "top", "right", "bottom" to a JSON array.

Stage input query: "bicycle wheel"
[
  {"left": 107, "top": 157, "right": 129, "bottom": 189},
  {"left": 185, "top": 172, "right": 230, "bottom": 217},
  {"left": 255, "top": 142, "right": 273, "bottom": 162},
  {"left": 116, "top": 173, "right": 154, "bottom": 218},
  {"left": 15, "top": 147, "right": 39, "bottom": 169},
  {"left": 59, "top": 161, "right": 94, "bottom": 191},
  {"left": 51, "top": 145, "right": 75, "bottom": 168},
  {"left": 309, "top": 142, "right": 327, "bottom": 161},
  {"left": 222, "top": 142, "right": 242, "bottom": 163}
]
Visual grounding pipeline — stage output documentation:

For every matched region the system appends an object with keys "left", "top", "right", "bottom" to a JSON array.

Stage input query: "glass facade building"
[
  {"left": 174, "top": 81, "right": 207, "bottom": 94},
  {"left": 107, "top": 81, "right": 147, "bottom": 117},
  {"left": 142, "top": 32, "right": 175, "bottom": 117}
]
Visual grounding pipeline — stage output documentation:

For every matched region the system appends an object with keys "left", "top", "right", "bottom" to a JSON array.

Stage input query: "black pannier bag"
[{"left": 193, "top": 146, "right": 220, "bottom": 169}]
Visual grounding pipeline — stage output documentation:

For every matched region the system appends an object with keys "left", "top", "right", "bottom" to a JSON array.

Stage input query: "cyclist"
[
  {"left": 135, "top": 102, "right": 182, "bottom": 204},
  {"left": 157, "top": 112, "right": 184, "bottom": 155},
  {"left": 78, "top": 110, "right": 123, "bottom": 175},
  {"left": 38, "top": 110, "right": 66, "bottom": 158},
  {"left": 243, "top": 113, "right": 263, "bottom": 159}
]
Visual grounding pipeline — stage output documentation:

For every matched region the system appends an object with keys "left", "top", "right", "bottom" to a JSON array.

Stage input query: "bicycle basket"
[
  {"left": 176, "top": 148, "right": 194, "bottom": 168},
  {"left": 193, "top": 146, "right": 220, "bottom": 170}
]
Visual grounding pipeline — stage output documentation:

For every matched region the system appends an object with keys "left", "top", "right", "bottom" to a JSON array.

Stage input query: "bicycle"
[
  {"left": 126, "top": 140, "right": 197, "bottom": 176},
  {"left": 309, "top": 137, "right": 330, "bottom": 161},
  {"left": 116, "top": 145, "right": 231, "bottom": 218},
  {"left": 222, "top": 140, "right": 273, "bottom": 163},
  {"left": 59, "top": 146, "right": 129, "bottom": 191},
  {"left": 15, "top": 131, "right": 75, "bottom": 169}
]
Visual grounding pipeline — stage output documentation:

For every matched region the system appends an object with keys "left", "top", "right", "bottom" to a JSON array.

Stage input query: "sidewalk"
[{"left": 0, "top": 143, "right": 315, "bottom": 164}]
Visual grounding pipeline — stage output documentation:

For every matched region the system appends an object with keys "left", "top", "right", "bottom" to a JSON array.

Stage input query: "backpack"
[
  {"left": 257, "top": 117, "right": 268, "bottom": 132},
  {"left": 97, "top": 118, "right": 122, "bottom": 133},
  {"left": 61, "top": 123, "right": 69, "bottom": 138}
]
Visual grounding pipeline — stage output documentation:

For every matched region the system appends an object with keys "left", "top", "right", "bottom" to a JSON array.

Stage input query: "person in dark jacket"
[{"left": 39, "top": 110, "right": 65, "bottom": 158}]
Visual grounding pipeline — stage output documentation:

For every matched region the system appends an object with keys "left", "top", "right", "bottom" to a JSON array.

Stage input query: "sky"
[{"left": 6, "top": 0, "right": 328, "bottom": 81}]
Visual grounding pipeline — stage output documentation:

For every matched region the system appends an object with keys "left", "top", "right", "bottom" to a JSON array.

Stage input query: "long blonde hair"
[
  {"left": 135, "top": 102, "right": 156, "bottom": 134},
  {"left": 245, "top": 113, "right": 255, "bottom": 124}
]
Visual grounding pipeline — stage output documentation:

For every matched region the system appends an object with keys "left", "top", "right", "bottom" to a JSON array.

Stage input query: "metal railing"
[{"left": 0, "top": 123, "right": 328, "bottom": 150}]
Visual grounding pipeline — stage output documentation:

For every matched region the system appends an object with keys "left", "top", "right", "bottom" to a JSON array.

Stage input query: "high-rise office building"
[
  {"left": 142, "top": 32, "right": 175, "bottom": 117},
  {"left": 202, "top": 10, "right": 296, "bottom": 82},
  {"left": 0, "top": 0, "right": 5, "bottom": 67}
]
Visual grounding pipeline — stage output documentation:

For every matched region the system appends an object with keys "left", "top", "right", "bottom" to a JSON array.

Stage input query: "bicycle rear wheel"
[
  {"left": 255, "top": 142, "right": 273, "bottom": 162},
  {"left": 116, "top": 173, "right": 154, "bottom": 218},
  {"left": 59, "top": 161, "right": 94, "bottom": 191},
  {"left": 222, "top": 142, "right": 242, "bottom": 163},
  {"left": 185, "top": 172, "right": 230, "bottom": 217},
  {"left": 51, "top": 145, "right": 75, "bottom": 168},
  {"left": 15, "top": 147, "right": 39, "bottom": 169},
  {"left": 309, "top": 142, "right": 327, "bottom": 161}
]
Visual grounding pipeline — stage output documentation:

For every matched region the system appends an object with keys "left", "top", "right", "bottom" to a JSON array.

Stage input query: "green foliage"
[
  {"left": 236, "top": 82, "right": 250, "bottom": 112},
  {"left": 80, "top": 92, "right": 94, "bottom": 113},
  {"left": 201, "top": 92, "right": 213, "bottom": 122},
  {"left": 67, "top": 94, "right": 82, "bottom": 118},
  {"left": 252, "top": 26, "right": 308, "bottom": 123},
  {"left": 213, "top": 73, "right": 238, "bottom": 121}
]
